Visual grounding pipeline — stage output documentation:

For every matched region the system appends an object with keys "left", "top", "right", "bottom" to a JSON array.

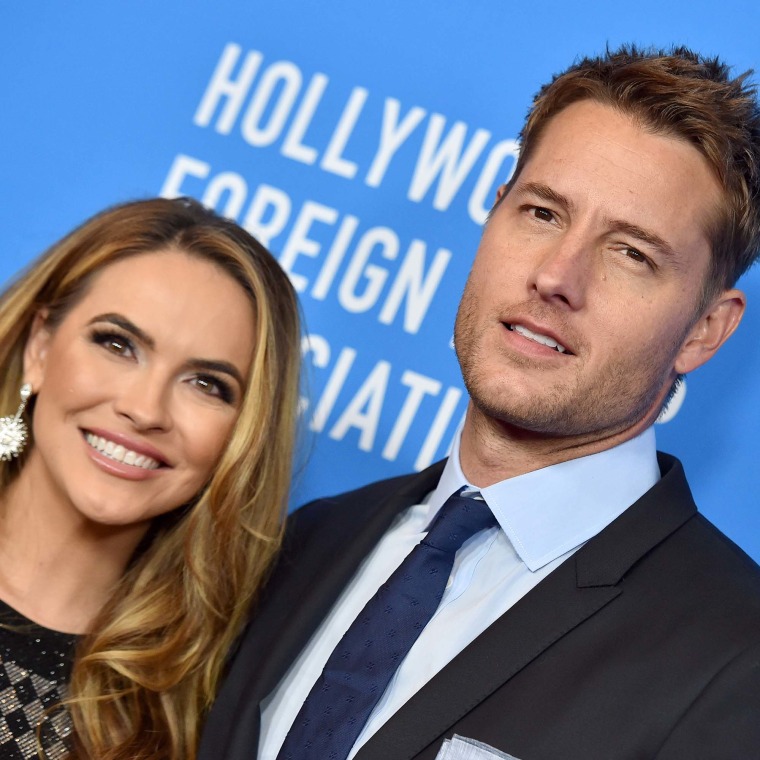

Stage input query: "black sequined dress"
[{"left": 0, "top": 600, "right": 77, "bottom": 759}]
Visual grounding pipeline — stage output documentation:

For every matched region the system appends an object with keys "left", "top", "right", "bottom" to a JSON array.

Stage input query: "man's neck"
[{"left": 458, "top": 403, "right": 657, "bottom": 488}]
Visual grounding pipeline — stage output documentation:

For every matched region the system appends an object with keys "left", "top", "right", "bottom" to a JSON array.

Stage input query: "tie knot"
[{"left": 422, "top": 491, "right": 497, "bottom": 554}]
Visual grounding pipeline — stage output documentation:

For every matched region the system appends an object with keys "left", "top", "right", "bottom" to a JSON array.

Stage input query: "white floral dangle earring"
[{"left": 0, "top": 383, "right": 33, "bottom": 461}]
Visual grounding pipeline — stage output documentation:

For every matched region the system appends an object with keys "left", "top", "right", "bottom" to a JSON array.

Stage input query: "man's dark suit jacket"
[{"left": 198, "top": 453, "right": 760, "bottom": 759}]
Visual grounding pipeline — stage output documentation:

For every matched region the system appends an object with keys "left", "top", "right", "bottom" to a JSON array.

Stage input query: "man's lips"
[{"left": 503, "top": 322, "right": 574, "bottom": 355}]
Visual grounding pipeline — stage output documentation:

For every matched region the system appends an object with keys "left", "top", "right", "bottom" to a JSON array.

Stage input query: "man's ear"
[
  {"left": 495, "top": 183, "right": 508, "bottom": 202},
  {"left": 23, "top": 310, "right": 52, "bottom": 390},
  {"left": 674, "top": 289, "right": 746, "bottom": 374}
]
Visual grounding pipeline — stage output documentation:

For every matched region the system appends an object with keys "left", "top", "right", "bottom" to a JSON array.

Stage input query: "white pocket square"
[{"left": 435, "top": 734, "right": 522, "bottom": 760}]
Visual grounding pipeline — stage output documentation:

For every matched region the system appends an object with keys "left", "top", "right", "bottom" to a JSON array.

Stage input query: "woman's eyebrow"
[
  {"left": 87, "top": 313, "right": 154, "bottom": 348},
  {"left": 89, "top": 313, "right": 247, "bottom": 387}
]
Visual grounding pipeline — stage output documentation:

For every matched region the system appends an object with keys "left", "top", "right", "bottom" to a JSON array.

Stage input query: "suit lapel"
[
  {"left": 253, "top": 463, "right": 446, "bottom": 699},
  {"left": 207, "top": 462, "right": 446, "bottom": 760},
  {"left": 356, "top": 454, "right": 697, "bottom": 760},
  {"left": 356, "top": 555, "right": 620, "bottom": 760}
]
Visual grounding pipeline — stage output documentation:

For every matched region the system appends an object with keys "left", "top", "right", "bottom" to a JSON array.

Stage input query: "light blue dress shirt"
[{"left": 259, "top": 426, "right": 660, "bottom": 760}]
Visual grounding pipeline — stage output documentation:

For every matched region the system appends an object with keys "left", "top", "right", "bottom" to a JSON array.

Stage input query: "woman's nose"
[{"left": 113, "top": 374, "right": 173, "bottom": 432}]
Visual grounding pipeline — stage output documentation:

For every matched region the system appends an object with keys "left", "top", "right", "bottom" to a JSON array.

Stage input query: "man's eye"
[
  {"left": 625, "top": 247, "right": 648, "bottom": 264},
  {"left": 531, "top": 207, "right": 554, "bottom": 222}
]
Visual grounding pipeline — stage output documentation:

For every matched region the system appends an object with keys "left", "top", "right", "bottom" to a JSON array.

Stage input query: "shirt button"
[{"left": 446, "top": 576, "right": 454, "bottom": 590}]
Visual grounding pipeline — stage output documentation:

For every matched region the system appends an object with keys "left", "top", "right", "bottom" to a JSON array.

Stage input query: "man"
[{"left": 199, "top": 46, "right": 760, "bottom": 759}]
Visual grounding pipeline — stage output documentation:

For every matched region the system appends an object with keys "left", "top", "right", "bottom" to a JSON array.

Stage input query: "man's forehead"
[
  {"left": 518, "top": 101, "right": 722, "bottom": 212},
  {"left": 527, "top": 98, "right": 721, "bottom": 187}
]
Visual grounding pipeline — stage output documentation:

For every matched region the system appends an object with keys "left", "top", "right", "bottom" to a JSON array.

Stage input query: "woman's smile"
[{"left": 84, "top": 432, "right": 162, "bottom": 470}]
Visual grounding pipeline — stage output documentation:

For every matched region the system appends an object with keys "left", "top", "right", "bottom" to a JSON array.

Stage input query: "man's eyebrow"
[
  {"left": 517, "top": 181, "right": 576, "bottom": 213},
  {"left": 87, "top": 313, "right": 155, "bottom": 349},
  {"left": 518, "top": 182, "right": 677, "bottom": 260},
  {"left": 606, "top": 219, "right": 676, "bottom": 260}
]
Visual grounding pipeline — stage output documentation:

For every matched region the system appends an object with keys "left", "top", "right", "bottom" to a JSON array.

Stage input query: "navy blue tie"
[{"left": 276, "top": 490, "right": 497, "bottom": 760}]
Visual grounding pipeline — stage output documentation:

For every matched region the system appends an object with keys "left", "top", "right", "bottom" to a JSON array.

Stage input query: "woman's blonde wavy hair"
[{"left": 0, "top": 197, "right": 301, "bottom": 760}]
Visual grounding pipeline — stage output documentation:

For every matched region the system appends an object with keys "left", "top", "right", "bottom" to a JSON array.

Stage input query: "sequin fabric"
[{"left": 0, "top": 600, "right": 77, "bottom": 759}]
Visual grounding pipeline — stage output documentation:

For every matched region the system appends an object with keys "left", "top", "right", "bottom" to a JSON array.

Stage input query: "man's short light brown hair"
[{"left": 510, "top": 45, "right": 760, "bottom": 308}]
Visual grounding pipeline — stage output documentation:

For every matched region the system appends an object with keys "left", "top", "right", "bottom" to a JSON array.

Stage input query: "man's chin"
[
  {"left": 469, "top": 394, "right": 576, "bottom": 436},
  {"left": 469, "top": 388, "right": 663, "bottom": 448}
]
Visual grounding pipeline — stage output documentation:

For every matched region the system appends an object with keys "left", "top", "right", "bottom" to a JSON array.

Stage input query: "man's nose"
[{"left": 528, "top": 231, "right": 593, "bottom": 310}]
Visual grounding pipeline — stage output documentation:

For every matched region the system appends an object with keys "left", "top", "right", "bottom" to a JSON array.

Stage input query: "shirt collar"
[{"left": 426, "top": 425, "right": 660, "bottom": 572}]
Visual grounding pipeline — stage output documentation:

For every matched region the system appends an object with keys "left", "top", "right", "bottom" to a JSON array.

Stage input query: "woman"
[{"left": 0, "top": 197, "right": 301, "bottom": 760}]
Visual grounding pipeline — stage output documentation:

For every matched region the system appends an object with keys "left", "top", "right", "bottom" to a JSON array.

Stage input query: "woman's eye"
[
  {"left": 92, "top": 330, "right": 135, "bottom": 358},
  {"left": 192, "top": 376, "right": 234, "bottom": 404}
]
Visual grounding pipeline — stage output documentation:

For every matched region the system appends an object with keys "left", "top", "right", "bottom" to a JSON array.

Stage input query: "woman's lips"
[{"left": 84, "top": 432, "right": 161, "bottom": 470}]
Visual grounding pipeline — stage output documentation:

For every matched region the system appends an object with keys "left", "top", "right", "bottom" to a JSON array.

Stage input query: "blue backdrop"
[{"left": 2, "top": 1, "right": 758, "bottom": 559}]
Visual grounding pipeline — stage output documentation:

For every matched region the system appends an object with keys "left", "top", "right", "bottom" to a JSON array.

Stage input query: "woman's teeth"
[{"left": 84, "top": 433, "right": 160, "bottom": 470}]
